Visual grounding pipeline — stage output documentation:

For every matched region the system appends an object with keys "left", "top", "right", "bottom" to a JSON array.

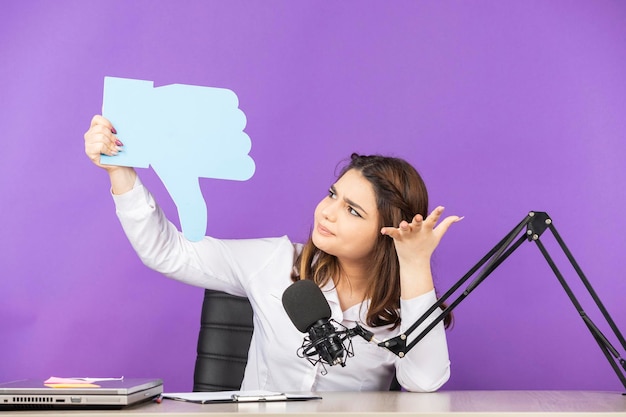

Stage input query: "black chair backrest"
[
  {"left": 193, "top": 289, "right": 254, "bottom": 391},
  {"left": 193, "top": 289, "right": 401, "bottom": 391}
]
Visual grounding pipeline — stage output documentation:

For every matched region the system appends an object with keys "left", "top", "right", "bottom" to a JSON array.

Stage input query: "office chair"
[
  {"left": 193, "top": 289, "right": 401, "bottom": 391},
  {"left": 193, "top": 289, "right": 254, "bottom": 391}
]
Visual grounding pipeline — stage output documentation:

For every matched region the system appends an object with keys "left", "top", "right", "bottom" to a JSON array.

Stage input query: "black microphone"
[{"left": 282, "top": 280, "right": 353, "bottom": 369}]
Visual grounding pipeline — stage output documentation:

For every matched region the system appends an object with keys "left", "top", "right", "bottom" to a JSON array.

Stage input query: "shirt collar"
[{"left": 320, "top": 280, "right": 370, "bottom": 324}]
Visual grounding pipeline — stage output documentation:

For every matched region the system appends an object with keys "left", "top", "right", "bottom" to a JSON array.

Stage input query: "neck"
[{"left": 334, "top": 258, "right": 370, "bottom": 311}]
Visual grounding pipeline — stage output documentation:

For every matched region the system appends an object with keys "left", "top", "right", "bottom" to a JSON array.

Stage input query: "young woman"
[{"left": 84, "top": 115, "right": 462, "bottom": 392}]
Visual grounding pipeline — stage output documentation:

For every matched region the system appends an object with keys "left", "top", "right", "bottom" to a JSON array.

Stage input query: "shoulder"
[{"left": 218, "top": 235, "right": 301, "bottom": 254}]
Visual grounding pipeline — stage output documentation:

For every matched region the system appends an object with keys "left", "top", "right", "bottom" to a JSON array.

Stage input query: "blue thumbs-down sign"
[{"left": 101, "top": 76, "right": 255, "bottom": 241}]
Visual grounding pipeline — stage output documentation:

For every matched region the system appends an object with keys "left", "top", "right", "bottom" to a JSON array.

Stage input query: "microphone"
[{"left": 282, "top": 280, "right": 354, "bottom": 369}]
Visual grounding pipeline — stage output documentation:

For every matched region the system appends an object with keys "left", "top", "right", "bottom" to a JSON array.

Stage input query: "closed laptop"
[{"left": 0, "top": 378, "right": 163, "bottom": 410}]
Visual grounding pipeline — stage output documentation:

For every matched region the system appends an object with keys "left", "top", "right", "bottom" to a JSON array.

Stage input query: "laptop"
[{"left": 0, "top": 378, "right": 163, "bottom": 410}]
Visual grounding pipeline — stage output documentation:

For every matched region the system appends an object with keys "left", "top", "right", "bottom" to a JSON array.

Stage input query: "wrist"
[
  {"left": 109, "top": 167, "right": 137, "bottom": 195},
  {"left": 399, "top": 260, "right": 435, "bottom": 299}
]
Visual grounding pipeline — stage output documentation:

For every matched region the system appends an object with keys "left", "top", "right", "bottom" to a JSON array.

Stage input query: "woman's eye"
[
  {"left": 348, "top": 207, "right": 362, "bottom": 218},
  {"left": 328, "top": 189, "right": 336, "bottom": 199}
]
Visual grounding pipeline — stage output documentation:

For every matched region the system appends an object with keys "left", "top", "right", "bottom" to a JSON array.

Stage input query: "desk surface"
[{"left": 3, "top": 391, "right": 626, "bottom": 416}]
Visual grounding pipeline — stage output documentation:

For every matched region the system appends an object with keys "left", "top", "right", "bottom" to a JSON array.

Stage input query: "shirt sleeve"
[
  {"left": 111, "top": 177, "right": 292, "bottom": 297},
  {"left": 394, "top": 290, "right": 451, "bottom": 392}
]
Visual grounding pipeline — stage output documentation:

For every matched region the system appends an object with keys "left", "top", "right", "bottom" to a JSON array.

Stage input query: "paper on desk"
[
  {"left": 44, "top": 376, "right": 125, "bottom": 388},
  {"left": 162, "top": 390, "right": 321, "bottom": 403},
  {"left": 45, "top": 376, "right": 124, "bottom": 384}
]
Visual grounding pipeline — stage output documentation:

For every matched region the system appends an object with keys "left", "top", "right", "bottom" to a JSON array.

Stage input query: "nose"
[{"left": 320, "top": 198, "right": 338, "bottom": 222}]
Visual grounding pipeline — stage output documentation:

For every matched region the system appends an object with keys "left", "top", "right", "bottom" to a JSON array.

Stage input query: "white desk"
[{"left": 3, "top": 391, "right": 626, "bottom": 416}]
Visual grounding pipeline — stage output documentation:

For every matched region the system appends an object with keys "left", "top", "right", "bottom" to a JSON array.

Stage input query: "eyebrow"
[{"left": 330, "top": 184, "right": 369, "bottom": 216}]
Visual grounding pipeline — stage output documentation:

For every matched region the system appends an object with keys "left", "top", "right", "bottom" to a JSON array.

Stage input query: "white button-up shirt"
[{"left": 113, "top": 179, "right": 450, "bottom": 392}]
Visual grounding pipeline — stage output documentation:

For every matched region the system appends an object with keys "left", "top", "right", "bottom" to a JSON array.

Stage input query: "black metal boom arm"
[{"left": 379, "top": 211, "right": 626, "bottom": 392}]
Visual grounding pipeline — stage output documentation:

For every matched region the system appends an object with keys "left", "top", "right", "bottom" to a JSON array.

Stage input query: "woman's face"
[{"left": 312, "top": 169, "right": 380, "bottom": 263}]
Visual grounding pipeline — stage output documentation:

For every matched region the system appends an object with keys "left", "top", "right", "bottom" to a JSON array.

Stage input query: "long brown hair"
[{"left": 292, "top": 153, "right": 452, "bottom": 329}]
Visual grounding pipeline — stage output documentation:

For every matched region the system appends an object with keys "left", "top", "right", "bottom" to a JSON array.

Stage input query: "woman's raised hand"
[
  {"left": 381, "top": 206, "right": 462, "bottom": 298},
  {"left": 84, "top": 115, "right": 137, "bottom": 194},
  {"left": 381, "top": 206, "right": 462, "bottom": 264},
  {"left": 84, "top": 115, "right": 124, "bottom": 170}
]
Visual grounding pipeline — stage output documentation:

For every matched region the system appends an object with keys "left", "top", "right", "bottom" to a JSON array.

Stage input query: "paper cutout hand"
[{"left": 101, "top": 77, "right": 255, "bottom": 241}]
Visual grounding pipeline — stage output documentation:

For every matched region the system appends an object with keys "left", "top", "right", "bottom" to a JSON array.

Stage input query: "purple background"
[{"left": 1, "top": 1, "right": 625, "bottom": 393}]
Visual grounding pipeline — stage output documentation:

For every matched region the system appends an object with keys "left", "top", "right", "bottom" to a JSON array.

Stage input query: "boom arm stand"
[{"left": 378, "top": 211, "right": 626, "bottom": 392}]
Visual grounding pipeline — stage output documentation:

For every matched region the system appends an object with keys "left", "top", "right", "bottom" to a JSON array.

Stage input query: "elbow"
[
  {"left": 134, "top": 228, "right": 190, "bottom": 274},
  {"left": 398, "top": 362, "right": 450, "bottom": 393}
]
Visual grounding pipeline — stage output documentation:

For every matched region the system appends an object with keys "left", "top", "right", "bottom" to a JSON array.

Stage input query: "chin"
[
  {"left": 311, "top": 232, "right": 324, "bottom": 250},
  {"left": 311, "top": 234, "right": 333, "bottom": 256}
]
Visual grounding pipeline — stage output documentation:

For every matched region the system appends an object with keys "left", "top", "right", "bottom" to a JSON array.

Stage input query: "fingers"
[
  {"left": 84, "top": 115, "right": 123, "bottom": 165},
  {"left": 90, "top": 114, "right": 111, "bottom": 129},
  {"left": 414, "top": 206, "right": 461, "bottom": 231},
  {"left": 399, "top": 219, "right": 412, "bottom": 231},
  {"left": 434, "top": 214, "right": 464, "bottom": 237},
  {"left": 381, "top": 206, "right": 463, "bottom": 237},
  {"left": 399, "top": 207, "right": 445, "bottom": 232},
  {"left": 423, "top": 206, "right": 444, "bottom": 227},
  {"left": 380, "top": 225, "right": 400, "bottom": 238}
]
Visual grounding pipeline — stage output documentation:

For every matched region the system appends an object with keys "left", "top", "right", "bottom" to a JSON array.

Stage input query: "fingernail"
[
  {"left": 115, "top": 139, "right": 124, "bottom": 146},
  {"left": 456, "top": 216, "right": 465, "bottom": 222},
  {"left": 111, "top": 127, "right": 118, "bottom": 134}
]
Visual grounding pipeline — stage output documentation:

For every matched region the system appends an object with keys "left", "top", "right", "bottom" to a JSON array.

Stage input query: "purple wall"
[{"left": 1, "top": 1, "right": 625, "bottom": 392}]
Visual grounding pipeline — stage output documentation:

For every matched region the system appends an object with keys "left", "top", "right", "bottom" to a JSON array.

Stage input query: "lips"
[{"left": 316, "top": 223, "right": 335, "bottom": 237}]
